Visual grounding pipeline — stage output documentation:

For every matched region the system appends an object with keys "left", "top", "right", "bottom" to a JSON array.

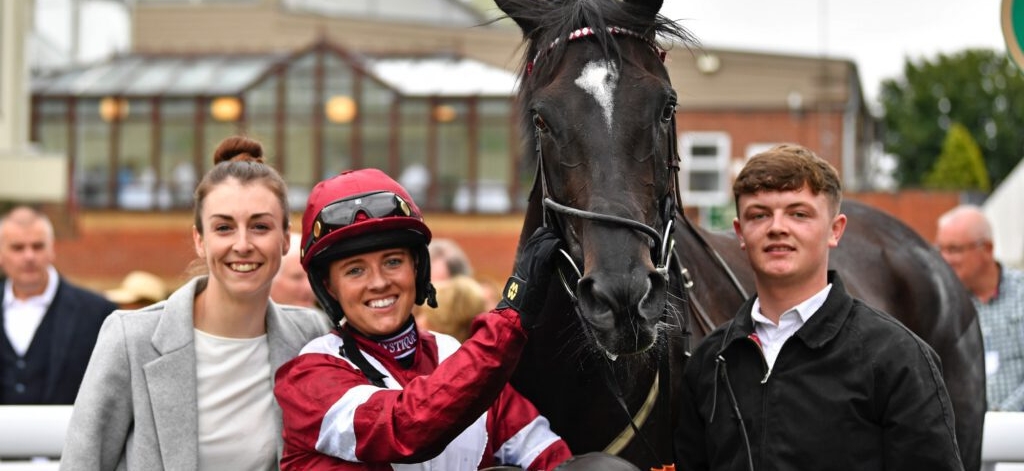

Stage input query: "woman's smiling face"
[
  {"left": 193, "top": 177, "right": 288, "bottom": 301},
  {"left": 326, "top": 247, "right": 417, "bottom": 336}
]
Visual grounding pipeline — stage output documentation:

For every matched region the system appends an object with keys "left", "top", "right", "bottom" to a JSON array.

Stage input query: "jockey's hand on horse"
[{"left": 497, "top": 226, "right": 563, "bottom": 329}]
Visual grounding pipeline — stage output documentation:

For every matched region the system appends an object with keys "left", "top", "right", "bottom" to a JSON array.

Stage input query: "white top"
[
  {"left": 751, "top": 284, "right": 832, "bottom": 371},
  {"left": 194, "top": 329, "right": 276, "bottom": 471},
  {"left": 3, "top": 266, "right": 59, "bottom": 356}
]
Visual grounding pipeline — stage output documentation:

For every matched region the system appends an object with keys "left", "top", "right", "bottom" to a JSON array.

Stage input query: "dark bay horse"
[{"left": 493, "top": 0, "right": 985, "bottom": 470}]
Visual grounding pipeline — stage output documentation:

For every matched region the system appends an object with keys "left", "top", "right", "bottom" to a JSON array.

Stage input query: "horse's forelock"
[
  {"left": 510, "top": 0, "right": 692, "bottom": 80},
  {"left": 509, "top": 0, "right": 694, "bottom": 130}
]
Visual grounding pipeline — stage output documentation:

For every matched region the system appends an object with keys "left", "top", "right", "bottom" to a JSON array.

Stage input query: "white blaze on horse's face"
[{"left": 574, "top": 60, "right": 619, "bottom": 131}]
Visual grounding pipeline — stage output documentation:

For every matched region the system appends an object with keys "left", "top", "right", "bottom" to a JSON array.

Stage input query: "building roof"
[
  {"left": 31, "top": 53, "right": 287, "bottom": 97},
  {"left": 31, "top": 45, "right": 517, "bottom": 99}
]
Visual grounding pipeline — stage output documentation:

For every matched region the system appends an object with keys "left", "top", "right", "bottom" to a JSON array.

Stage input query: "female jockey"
[{"left": 273, "top": 168, "right": 581, "bottom": 469}]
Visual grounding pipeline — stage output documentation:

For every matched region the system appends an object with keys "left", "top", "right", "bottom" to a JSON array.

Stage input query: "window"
[{"left": 679, "top": 132, "right": 730, "bottom": 207}]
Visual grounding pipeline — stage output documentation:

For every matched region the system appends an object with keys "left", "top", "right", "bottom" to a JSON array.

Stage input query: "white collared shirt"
[
  {"left": 750, "top": 283, "right": 832, "bottom": 370},
  {"left": 3, "top": 265, "right": 60, "bottom": 356}
]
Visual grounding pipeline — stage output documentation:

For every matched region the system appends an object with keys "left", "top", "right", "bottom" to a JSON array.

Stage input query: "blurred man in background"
[
  {"left": 271, "top": 233, "right": 318, "bottom": 309},
  {"left": 936, "top": 205, "right": 1024, "bottom": 411},
  {"left": 0, "top": 206, "right": 116, "bottom": 404}
]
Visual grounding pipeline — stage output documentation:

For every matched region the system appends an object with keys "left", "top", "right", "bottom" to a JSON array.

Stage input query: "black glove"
[{"left": 496, "top": 226, "right": 563, "bottom": 328}]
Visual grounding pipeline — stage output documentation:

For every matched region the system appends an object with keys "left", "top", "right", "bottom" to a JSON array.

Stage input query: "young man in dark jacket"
[{"left": 675, "top": 144, "right": 963, "bottom": 471}]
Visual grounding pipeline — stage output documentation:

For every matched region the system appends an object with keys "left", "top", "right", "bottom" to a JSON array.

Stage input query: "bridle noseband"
[{"left": 542, "top": 196, "right": 676, "bottom": 299}]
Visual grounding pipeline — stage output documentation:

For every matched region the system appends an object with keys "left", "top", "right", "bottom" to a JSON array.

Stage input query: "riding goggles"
[{"left": 308, "top": 191, "right": 414, "bottom": 248}]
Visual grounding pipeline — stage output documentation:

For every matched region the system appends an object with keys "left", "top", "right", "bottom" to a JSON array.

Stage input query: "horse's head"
[{"left": 498, "top": 0, "right": 694, "bottom": 356}]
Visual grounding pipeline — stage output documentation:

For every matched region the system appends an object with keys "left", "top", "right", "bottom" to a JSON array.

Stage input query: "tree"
[
  {"left": 879, "top": 49, "right": 1024, "bottom": 189},
  {"left": 923, "top": 122, "right": 990, "bottom": 192}
]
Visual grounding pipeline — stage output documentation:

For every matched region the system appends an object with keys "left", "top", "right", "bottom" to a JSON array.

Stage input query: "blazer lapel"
[
  {"left": 266, "top": 303, "right": 303, "bottom": 373},
  {"left": 144, "top": 278, "right": 202, "bottom": 470},
  {"left": 266, "top": 302, "right": 320, "bottom": 463}
]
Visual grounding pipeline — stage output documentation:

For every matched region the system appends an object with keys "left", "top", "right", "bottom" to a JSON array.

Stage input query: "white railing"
[
  {"left": 982, "top": 412, "right": 1024, "bottom": 471},
  {"left": 0, "top": 406, "right": 70, "bottom": 471},
  {"left": 0, "top": 406, "right": 1022, "bottom": 469}
]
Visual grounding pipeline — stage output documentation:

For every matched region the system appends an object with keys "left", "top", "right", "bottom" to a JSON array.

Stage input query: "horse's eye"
[
  {"left": 533, "top": 113, "right": 549, "bottom": 133},
  {"left": 660, "top": 102, "right": 677, "bottom": 123}
]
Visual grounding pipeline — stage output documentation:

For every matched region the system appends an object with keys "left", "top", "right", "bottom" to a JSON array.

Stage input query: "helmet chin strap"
[
  {"left": 339, "top": 328, "right": 388, "bottom": 388},
  {"left": 413, "top": 244, "right": 438, "bottom": 308}
]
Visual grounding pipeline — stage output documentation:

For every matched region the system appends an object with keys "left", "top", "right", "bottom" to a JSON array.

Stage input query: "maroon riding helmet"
[{"left": 300, "top": 168, "right": 437, "bottom": 325}]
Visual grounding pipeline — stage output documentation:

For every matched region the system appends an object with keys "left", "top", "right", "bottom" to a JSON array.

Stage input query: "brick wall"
[
  {"left": 846, "top": 190, "right": 962, "bottom": 244},
  {"left": 679, "top": 108, "right": 847, "bottom": 172},
  {"left": 53, "top": 212, "right": 524, "bottom": 293},
  {"left": 52, "top": 191, "right": 960, "bottom": 293}
]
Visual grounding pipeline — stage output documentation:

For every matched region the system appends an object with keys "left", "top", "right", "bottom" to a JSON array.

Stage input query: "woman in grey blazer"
[{"left": 60, "top": 136, "right": 331, "bottom": 470}]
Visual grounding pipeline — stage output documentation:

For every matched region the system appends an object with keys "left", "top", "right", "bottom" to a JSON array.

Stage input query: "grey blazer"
[{"left": 59, "top": 276, "right": 332, "bottom": 470}]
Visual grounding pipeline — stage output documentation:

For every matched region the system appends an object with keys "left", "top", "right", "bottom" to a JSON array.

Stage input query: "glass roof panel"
[
  {"left": 35, "top": 69, "right": 76, "bottom": 94},
  {"left": 163, "top": 57, "right": 224, "bottom": 95},
  {"left": 31, "top": 48, "right": 513, "bottom": 99},
  {"left": 124, "top": 57, "right": 187, "bottom": 95},
  {"left": 83, "top": 57, "right": 148, "bottom": 96},
  {"left": 53, "top": 62, "right": 117, "bottom": 95},
  {"left": 205, "top": 56, "right": 280, "bottom": 95},
  {"left": 365, "top": 57, "right": 516, "bottom": 97}
]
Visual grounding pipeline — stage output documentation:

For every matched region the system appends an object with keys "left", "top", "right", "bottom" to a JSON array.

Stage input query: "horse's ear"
[
  {"left": 623, "top": 0, "right": 664, "bottom": 21},
  {"left": 494, "top": 0, "right": 540, "bottom": 36}
]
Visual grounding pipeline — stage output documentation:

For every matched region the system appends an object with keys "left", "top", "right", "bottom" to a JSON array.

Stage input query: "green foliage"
[
  {"left": 923, "top": 123, "right": 991, "bottom": 191},
  {"left": 880, "top": 49, "right": 1024, "bottom": 189}
]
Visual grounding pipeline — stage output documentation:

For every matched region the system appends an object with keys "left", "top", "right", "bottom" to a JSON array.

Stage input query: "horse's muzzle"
[{"left": 576, "top": 268, "right": 666, "bottom": 356}]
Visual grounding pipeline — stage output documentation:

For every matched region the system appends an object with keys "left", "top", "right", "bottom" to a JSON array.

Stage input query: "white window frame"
[{"left": 679, "top": 132, "right": 731, "bottom": 207}]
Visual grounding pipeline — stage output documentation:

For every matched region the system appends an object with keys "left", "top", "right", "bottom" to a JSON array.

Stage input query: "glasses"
[
  {"left": 308, "top": 191, "right": 412, "bottom": 246},
  {"left": 935, "top": 240, "right": 985, "bottom": 256}
]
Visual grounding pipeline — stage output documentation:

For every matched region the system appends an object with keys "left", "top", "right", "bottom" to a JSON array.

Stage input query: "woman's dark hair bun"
[{"left": 212, "top": 136, "right": 264, "bottom": 164}]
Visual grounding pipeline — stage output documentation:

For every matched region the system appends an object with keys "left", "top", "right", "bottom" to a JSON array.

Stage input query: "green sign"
[{"left": 1003, "top": 0, "right": 1024, "bottom": 69}]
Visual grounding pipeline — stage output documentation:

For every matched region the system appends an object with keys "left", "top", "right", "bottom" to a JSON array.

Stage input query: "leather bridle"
[
  {"left": 527, "top": 25, "right": 684, "bottom": 466},
  {"left": 530, "top": 26, "right": 680, "bottom": 299}
]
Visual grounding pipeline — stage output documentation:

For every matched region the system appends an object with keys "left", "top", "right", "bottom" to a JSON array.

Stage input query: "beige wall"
[
  {"left": 1, "top": 0, "right": 67, "bottom": 203},
  {"left": 132, "top": 4, "right": 525, "bottom": 69},
  {"left": 667, "top": 49, "right": 856, "bottom": 110},
  {"left": 0, "top": 155, "right": 68, "bottom": 202},
  {"left": 132, "top": 3, "right": 858, "bottom": 113},
  {"left": 0, "top": 0, "right": 29, "bottom": 152}
]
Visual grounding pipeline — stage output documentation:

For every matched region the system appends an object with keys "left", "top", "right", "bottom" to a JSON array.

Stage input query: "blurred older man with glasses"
[{"left": 936, "top": 204, "right": 1024, "bottom": 411}]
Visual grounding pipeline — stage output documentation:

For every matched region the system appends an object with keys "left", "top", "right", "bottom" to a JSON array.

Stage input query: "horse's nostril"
[
  {"left": 578, "top": 271, "right": 667, "bottom": 326},
  {"left": 640, "top": 272, "right": 667, "bottom": 315}
]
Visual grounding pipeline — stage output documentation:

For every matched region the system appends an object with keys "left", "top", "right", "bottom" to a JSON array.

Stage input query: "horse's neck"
[{"left": 671, "top": 214, "right": 753, "bottom": 338}]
